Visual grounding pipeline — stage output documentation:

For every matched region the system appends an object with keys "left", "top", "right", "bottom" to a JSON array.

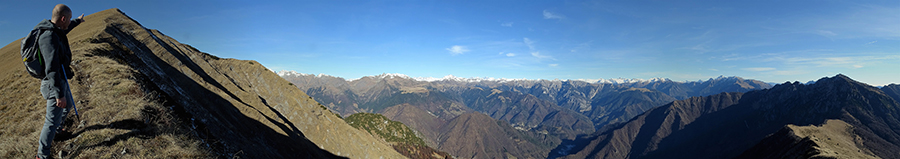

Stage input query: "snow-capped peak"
[
  {"left": 414, "top": 75, "right": 528, "bottom": 83},
  {"left": 413, "top": 75, "right": 456, "bottom": 82},
  {"left": 712, "top": 75, "right": 741, "bottom": 80},
  {"left": 276, "top": 70, "right": 339, "bottom": 78},
  {"left": 344, "top": 73, "right": 414, "bottom": 81},
  {"left": 373, "top": 73, "right": 413, "bottom": 79},
  {"left": 277, "top": 70, "right": 739, "bottom": 84},
  {"left": 595, "top": 77, "right": 671, "bottom": 84},
  {"left": 277, "top": 70, "right": 307, "bottom": 77}
]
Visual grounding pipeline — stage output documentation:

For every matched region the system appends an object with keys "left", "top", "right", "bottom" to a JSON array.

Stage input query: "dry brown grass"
[
  {"left": 6, "top": 8, "right": 407, "bottom": 158},
  {"left": 0, "top": 10, "right": 212, "bottom": 158},
  {"left": 788, "top": 120, "right": 881, "bottom": 159}
]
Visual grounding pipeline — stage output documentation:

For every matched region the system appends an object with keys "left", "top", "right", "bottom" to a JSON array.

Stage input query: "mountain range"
[
  {"left": 280, "top": 71, "right": 773, "bottom": 158},
  {"left": 556, "top": 74, "right": 900, "bottom": 159},
  {"left": 2, "top": 8, "right": 894, "bottom": 159}
]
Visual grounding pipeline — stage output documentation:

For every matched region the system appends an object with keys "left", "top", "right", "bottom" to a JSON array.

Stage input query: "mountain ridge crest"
[{"left": 277, "top": 70, "right": 760, "bottom": 84}]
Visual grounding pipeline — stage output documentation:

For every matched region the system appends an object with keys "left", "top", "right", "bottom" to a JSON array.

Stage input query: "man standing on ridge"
[{"left": 34, "top": 4, "right": 83, "bottom": 159}]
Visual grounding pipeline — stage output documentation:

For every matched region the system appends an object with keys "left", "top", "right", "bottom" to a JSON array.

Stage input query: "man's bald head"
[
  {"left": 51, "top": 4, "right": 71, "bottom": 23},
  {"left": 51, "top": 4, "right": 72, "bottom": 30}
]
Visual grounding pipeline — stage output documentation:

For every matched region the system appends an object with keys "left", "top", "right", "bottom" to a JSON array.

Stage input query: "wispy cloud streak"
[
  {"left": 543, "top": 10, "right": 565, "bottom": 19},
  {"left": 742, "top": 67, "right": 776, "bottom": 72},
  {"left": 523, "top": 38, "right": 535, "bottom": 50},
  {"left": 446, "top": 45, "right": 469, "bottom": 55}
]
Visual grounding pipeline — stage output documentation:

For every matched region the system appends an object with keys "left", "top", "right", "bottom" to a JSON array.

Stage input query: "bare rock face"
[{"left": 0, "top": 8, "right": 406, "bottom": 158}]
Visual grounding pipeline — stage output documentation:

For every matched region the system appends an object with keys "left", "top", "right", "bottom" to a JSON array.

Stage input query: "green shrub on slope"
[{"left": 344, "top": 113, "right": 426, "bottom": 146}]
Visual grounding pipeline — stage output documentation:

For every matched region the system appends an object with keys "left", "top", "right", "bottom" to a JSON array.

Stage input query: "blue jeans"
[{"left": 37, "top": 93, "right": 72, "bottom": 157}]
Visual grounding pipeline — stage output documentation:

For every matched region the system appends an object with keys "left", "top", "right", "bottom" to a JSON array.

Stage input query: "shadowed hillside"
[
  {"left": 0, "top": 8, "right": 405, "bottom": 158},
  {"left": 882, "top": 84, "right": 900, "bottom": 103},
  {"left": 557, "top": 75, "right": 900, "bottom": 159},
  {"left": 438, "top": 112, "right": 553, "bottom": 159}
]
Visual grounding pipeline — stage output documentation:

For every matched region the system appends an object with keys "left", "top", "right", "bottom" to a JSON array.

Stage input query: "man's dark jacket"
[{"left": 34, "top": 19, "right": 81, "bottom": 100}]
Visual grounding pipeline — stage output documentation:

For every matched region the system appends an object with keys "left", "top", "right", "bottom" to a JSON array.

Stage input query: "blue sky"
[{"left": 1, "top": 1, "right": 898, "bottom": 85}]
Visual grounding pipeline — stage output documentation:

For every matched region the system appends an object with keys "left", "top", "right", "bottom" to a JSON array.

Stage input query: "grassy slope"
[
  {"left": 786, "top": 120, "right": 878, "bottom": 158},
  {"left": 1, "top": 8, "right": 406, "bottom": 159},
  {"left": 0, "top": 10, "right": 209, "bottom": 158}
]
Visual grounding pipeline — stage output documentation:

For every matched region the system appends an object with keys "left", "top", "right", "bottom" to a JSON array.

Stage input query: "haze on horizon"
[{"left": 1, "top": 0, "right": 897, "bottom": 85}]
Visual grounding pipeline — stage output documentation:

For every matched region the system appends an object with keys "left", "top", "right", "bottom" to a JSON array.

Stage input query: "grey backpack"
[{"left": 21, "top": 29, "right": 46, "bottom": 79}]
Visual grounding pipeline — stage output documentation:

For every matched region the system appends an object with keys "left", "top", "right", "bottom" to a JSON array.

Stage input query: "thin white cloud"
[
  {"left": 446, "top": 45, "right": 469, "bottom": 55},
  {"left": 742, "top": 67, "right": 776, "bottom": 72},
  {"left": 727, "top": 49, "right": 899, "bottom": 69},
  {"left": 531, "top": 52, "right": 554, "bottom": 60},
  {"left": 501, "top": 22, "right": 514, "bottom": 27},
  {"left": 506, "top": 53, "right": 516, "bottom": 57},
  {"left": 772, "top": 70, "right": 805, "bottom": 75},
  {"left": 688, "top": 44, "right": 710, "bottom": 54},
  {"left": 866, "top": 40, "right": 878, "bottom": 45},
  {"left": 549, "top": 64, "right": 559, "bottom": 67},
  {"left": 543, "top": 10, "right": 565, "bottom": 20},
  {"left": 570, "top": 41, "right": 593, "bottom": 53},
  {"left": 800, "top": 5, "right": 900, "bottom": 39},
  {"left": 816, "top": 30, "right": 837, "bottom": 36},
  {"left": 523, "top": 38, "right": 535, "bottom": 50},
  {"left": 638, "top": 71, "right": 709, "bottom": 80},
  {"left": 767, "top": 55, "right": 900, "bottom": 68},
  {"left": 520, "top": 37, "right": 556, "bottom": 62}
]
